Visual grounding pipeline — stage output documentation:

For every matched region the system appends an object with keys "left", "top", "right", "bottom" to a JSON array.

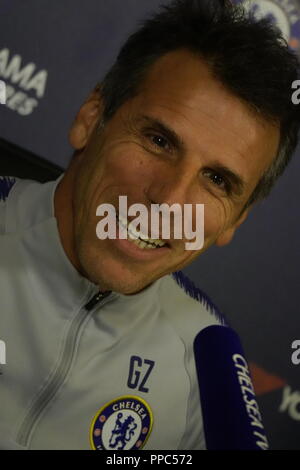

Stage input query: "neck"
[{"left": 54, "top": 168, "right": 83, "bottom": 275}]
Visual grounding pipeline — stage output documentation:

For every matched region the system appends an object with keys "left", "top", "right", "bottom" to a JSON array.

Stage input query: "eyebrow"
[
  {"left": 136, "top": 114, "right": 246, "bottom": 197},
  {"left": 137, "top": 114, "right": 186, "bottom": 153}
]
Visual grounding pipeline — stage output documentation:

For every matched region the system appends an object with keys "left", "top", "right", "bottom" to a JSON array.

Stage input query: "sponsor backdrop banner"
[{"left": 0, "top": 0, "right": 300, "bottom": 450}]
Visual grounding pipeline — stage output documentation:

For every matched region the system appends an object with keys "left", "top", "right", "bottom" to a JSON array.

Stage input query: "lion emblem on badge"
[{"left": 109, "top": 413, "right": 138, "bottom": 449}]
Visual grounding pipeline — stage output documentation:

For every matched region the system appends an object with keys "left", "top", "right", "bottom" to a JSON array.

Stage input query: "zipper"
[
  {"left": 85, "top": 290, "right": 111, "bottom": 311},
  {"left": 16, "top": 289, "right": 114, "bottom": 447}
]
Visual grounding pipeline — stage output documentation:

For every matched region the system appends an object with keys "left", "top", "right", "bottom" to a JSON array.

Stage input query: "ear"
[
  {"left": 69, "top": 84, "right": 104, "bottom": 150},
  {"left": 215, "top": 207, "right": 250, "bottom": 247}
]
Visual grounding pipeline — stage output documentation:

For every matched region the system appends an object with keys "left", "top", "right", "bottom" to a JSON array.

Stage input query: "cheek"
[
  {"left": 74, "top": 144, "right": 155, "bottom": 237},
  {"left": 203, "top": 198, "right": 232, "bottom": 242},
  {"left": 175, "top": 198, "right": 233, "bottom": 268},
  {"left": 104, "top": 144, "right": 155, "bottom": 185},
  {"left": 78, "top": 143, "right": 148, "bottom": 206}
]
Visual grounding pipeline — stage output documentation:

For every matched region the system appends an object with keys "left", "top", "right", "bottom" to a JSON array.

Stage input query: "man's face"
[{"left": 65, "top": 49, "right": 280, "bottom": 294}]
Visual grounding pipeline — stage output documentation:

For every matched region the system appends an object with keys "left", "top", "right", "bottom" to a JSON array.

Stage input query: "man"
[{"left": 0, "top": 0, "right": 299, "bottom": 450}]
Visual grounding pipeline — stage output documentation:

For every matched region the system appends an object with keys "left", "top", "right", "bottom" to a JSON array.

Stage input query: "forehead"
[{"left": 126, "top": 49, "right": 280, "bottom": 199}]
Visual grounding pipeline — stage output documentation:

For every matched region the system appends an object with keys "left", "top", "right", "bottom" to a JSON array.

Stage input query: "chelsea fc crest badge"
[
  {"left": 90, "top": 395, "right": 153, "bottom": 450},
  {"left": 234, "top": 0, "right": 300, "bottom": 54}
]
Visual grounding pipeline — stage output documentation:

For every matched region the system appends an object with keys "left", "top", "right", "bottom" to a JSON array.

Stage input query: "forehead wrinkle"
[
  {"left": 139, "top": 48, "right": 278, "bottom": 157},
  {"left": 140, "top": 69, "right": 272, "bottom": 163},
  {"left": 185, "top": 100, "right": 262, "bottom": 162}
]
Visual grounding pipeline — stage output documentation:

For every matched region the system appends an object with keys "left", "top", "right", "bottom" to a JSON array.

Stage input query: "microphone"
[{"left": 193, "top": 325, "right": 269, "bottom": 450}]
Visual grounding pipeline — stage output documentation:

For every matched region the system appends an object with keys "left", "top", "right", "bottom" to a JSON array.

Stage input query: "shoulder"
[
  {"left": 0, "top": 176, "right": 60, "bottom": 235},
  {"left": 158, "top": 269, "right": 228, "bottom": 343},
  {"left": 0, "top": 176, "right": 18, "bottom": 234},
  {"left": 157, "top": 270, "right": 228, "bottom": 449},
  {"left": 0, "top": 176, "right": 17, "bottom": 203}
]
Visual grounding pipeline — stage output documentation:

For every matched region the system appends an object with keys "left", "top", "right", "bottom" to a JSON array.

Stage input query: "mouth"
[
  {"left": 117, "top": 211, "right": 170, "bottom": 248},
  {"left": 112, "top": 211, "right": 171, "bottom": 260}
]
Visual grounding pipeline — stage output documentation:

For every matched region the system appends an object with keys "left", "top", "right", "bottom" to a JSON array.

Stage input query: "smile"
[{"left": 116, "top": 212, "right": 167, "bottom": 250}]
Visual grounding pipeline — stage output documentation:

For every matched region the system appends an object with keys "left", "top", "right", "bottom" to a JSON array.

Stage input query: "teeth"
[{"left": 117, "top": 212, "right": 167, "bottom": 249}]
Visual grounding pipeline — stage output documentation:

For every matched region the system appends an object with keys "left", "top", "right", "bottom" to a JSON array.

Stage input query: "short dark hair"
[{"left": 98, "top": 0, "right": 300, "bottom": 214}]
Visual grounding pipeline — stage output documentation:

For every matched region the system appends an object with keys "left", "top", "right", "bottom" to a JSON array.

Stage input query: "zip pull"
[{"left": 84, "top": 290, "right": 112, "bottom": 311}]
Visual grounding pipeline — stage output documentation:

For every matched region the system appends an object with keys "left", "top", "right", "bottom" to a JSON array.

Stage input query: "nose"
[
  {"left": 145, "top": 160, "right": 202, "bottom": 237},
  {"left": 147, "top": 160, "right": 197, "bottom": 208}
]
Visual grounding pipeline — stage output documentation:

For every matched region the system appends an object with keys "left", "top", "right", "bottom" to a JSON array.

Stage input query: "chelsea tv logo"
[{"left": 90, "top": 395, "right": 153, "bottom": 450}]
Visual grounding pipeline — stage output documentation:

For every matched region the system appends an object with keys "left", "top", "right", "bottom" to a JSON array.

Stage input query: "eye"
[
  {"left": 203, "top": 169, "right": 231, "bottom": 194},
  {"left": 148, "top": 134, "right": 171, "bottom": 151}
]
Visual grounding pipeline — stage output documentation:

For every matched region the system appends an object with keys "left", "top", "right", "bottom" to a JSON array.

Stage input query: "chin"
[{"left": 79, "top": 251, "right": 148, "bottom": 295}]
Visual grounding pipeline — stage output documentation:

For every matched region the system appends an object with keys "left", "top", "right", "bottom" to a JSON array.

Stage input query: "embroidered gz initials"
[{"left": 127, "top": 355, "right": 155, "bottom": 393}]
